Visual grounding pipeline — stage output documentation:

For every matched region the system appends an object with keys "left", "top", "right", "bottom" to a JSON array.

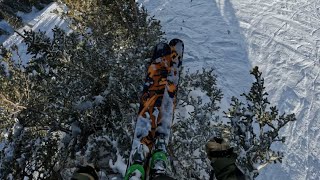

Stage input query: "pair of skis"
[{"left": 125, "top": 39, "right": 184, "bottom": 180}]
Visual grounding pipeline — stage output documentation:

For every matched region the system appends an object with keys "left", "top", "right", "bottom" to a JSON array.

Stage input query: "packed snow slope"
[
  {"left": 139, "top": 0, "right": 319, "bottom": 179},
  {"left": 1, "top": 2, "right": 69, "bottom": 65}
]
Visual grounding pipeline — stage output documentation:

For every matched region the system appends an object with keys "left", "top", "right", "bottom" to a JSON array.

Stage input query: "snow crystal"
[{"left": 32, "top": 171, "right": 39, "bottom": 179}]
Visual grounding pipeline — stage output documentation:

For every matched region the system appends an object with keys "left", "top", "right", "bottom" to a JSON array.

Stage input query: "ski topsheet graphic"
[{"left": 125, "top": 39, "right": 184, "bottom": 180}]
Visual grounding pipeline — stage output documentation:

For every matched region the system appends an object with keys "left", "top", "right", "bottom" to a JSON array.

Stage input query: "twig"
[{"left": 14, "top": 30, "right": 26, "bottom": 39}]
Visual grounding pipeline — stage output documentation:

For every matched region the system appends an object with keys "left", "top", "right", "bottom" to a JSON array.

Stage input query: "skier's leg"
[
  {"left": 152, "top": 174, "right": 176, "bottom": 180},
  {"left": 71, "top": 164, "right": 99, "bottom": 180}
]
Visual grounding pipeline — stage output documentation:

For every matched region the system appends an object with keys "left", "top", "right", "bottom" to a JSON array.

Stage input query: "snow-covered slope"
[
  {"left": 1, "top": 0, "right": 319, "bottom": 179},
  {"left": 140, "top": 0, "right": 319, "bottom": 179},
  {"left": 139, "top": 0, "right": 253, "bottom": 110},
  {"left": 2, "top": 2, "right": 69, "bottom": 65}
]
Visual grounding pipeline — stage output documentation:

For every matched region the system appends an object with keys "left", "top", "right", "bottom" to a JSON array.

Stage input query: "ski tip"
[
  {"left": 152, "top": 42, "right": 171, "bottom": 60},
  {"left": 169, "top": 38, "right": 184, "bottom": 47},
  {"left": 169, "top": 39, "right": 184, "bottom": 59}
]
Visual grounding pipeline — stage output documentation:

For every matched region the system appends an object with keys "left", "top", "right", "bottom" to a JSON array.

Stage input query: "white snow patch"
[
  {"left": 157, "top": 90, "right": 173, "bottom": 138},
  {"left": 12, "top": 119, "right": 23, "bottom": 137},
  {"left": 2, "top": 2, "right": 70, "bottom": 65},
  {"left": 93, "top": 95, "right": 105, "bottom": 105},
  {"left": 134, "top": 115, "right": 152, "bottom": 140},
  {"left": 109, "top": 153, "right": 127, "bottom": 177}
]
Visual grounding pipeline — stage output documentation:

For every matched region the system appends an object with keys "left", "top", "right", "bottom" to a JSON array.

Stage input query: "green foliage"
[
  {"left": 224, "top": 66, "right": 296, "bottom": 179},
  {"left": 171, "top": 68, "right": 223, "bottom": 179},
  {"left": 59, "top": 0, "right": 164, "bottom": 50},
  {"left": 0, "top": 1, "right": 163, "bottom": 178},
  {"left": 171, "top": 67, "right": 296, "bottom": 179}
]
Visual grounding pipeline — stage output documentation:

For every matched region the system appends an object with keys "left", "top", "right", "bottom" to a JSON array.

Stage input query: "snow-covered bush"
[
  {"left": 0, "top": 1, "right": 163, "bottom": 179},
  {"left": 224, "top": 67, "right": 296, "bottom": 179},
  {"left": 171, "top": 68, "right": 223, "bottom": 179},
  {"left": 171, "top": 67, "right": 296, "bottom": 180}
]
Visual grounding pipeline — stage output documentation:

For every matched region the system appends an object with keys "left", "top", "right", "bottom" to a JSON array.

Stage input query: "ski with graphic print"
[{"left": 125, "top": 39, "right": 184, "bottom": 180}]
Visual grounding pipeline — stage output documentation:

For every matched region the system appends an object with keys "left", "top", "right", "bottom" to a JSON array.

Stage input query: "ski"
[{"left": 125, "top": 39, "right": 184, "bottom": 180}]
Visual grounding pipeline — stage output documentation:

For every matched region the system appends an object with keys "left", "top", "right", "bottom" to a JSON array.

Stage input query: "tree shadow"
[{"left": 148, "top": 0, "right": 253, "bottom": 109}]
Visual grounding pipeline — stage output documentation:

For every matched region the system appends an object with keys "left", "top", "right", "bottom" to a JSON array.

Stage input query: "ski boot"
[
  {"left": 125, "top": 144, "right": 148, "bottom": 180},
  {"left": 149, "top": 134, "right": 172, "bottom": 179}
]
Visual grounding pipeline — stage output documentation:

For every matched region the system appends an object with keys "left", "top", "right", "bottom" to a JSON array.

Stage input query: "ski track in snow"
[
  {"left": 140, "top": 0, "right": 253, "bottom": 111},
  {"left": 231, "top": 0, "right": 320, "bottom": 179},
  {"left": 141, "top": 0, "right": 319, "bottom": 179}
]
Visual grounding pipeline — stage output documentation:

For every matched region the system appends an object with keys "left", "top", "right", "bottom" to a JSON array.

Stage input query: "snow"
[
  {"left": 0, "top": 0, "right": 319, "bottom": 179},
  {"left": 140, "top": 0, "right": 319, "bottom": 179},
  {"left": 12, "top": 119, "right": 23, "bottom": 138},
  {"left": 157, "top": 90, "right": 174, "bottom": 137},
  {"left": 127, "top": 170, "right": 143, "bottom": 180},
  {"left": 134, "top": 116, "right": 152, "bottom": 140},
  {"left": 130, "top": 115, "right": 152, "bottom": 164},
  {"left": 109, "top": 153, "right": 127, "bottom": 177},
  {"left": 16, "top": 6, "right": 42, "bottom": 25},
  {"left": 139, "top": 0, "right": 253, "bottom": 111},
  {"left": 0, "top": 20, "right": 14, "bottom": 43},
  {"left": 93, "top": 95, "right": 105, "bottom": 105},
  {"left": 2, "top": 2, "right": 70, "bottom": 65}
]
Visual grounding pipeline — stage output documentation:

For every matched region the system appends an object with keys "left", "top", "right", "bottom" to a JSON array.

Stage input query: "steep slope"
[
  {"left": 140, "top": 0, "right": 319, "bottom": 179},
  {"left": 231, "top": 0, "right": 320, "bottom": 179},
  {"left": 1, "top": 1, "right": 318, "bottom": 179}
]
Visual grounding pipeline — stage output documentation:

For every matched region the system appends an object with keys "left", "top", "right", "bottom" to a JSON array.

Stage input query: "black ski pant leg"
[{"left": 152, "top": 175, "right": 176, "bottom": 180}]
